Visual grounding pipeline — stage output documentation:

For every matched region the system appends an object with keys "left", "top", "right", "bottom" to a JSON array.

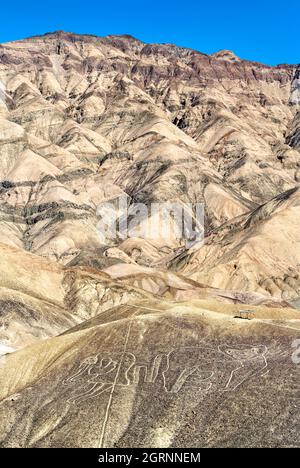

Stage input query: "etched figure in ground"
[{"left": 62, "top": 343, "right": 270, "bottom": 404}]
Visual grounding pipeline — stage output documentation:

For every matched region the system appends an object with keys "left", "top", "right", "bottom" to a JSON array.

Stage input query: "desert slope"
[
  {"left": 0, "top": 299, "right": 299, "bottom": 447},
  {"left": 179, "top": 187, "right": 300, "bottom": 300}
]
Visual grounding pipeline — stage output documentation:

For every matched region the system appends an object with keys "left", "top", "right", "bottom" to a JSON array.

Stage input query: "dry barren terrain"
[{"left": 0, "top": 31, "right": 299, "bottom": 447}]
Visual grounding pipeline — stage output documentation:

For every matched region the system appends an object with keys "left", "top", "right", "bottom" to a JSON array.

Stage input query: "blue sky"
[{"left": 0, "top": 0, "right": 298, "bottom": 65}]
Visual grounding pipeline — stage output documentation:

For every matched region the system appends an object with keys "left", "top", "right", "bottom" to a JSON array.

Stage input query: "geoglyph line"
[
  {"left": 258, "top": 320, "right": 300, "bottom": 333},
  {"left": 97, "top": 313, "right": 136, "bottom": 448}
]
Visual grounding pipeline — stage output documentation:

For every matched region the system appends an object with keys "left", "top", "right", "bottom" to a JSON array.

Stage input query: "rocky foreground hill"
[{"left": 0, "top": 31, "right": 299, "bottom": 447}]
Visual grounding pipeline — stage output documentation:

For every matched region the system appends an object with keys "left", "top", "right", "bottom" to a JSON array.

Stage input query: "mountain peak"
[{"left": 212, "top": 49, "right": 240, "bottom": 62}]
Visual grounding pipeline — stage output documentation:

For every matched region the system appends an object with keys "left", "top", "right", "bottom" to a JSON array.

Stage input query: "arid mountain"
[{"left": 0, "top": 31, "right": 299, "bottom": 448}]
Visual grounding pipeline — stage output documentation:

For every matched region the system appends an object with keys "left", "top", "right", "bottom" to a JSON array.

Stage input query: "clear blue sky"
[{"left": 0, "top": 0, "right": 298, "bottom": 66}]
